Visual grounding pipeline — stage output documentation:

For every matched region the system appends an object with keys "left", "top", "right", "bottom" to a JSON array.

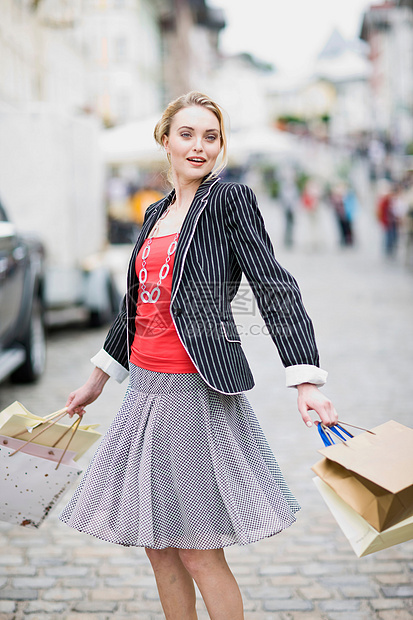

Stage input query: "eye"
[
  {"left": 206, "top": 134, "right": 217, "bottom": 142},
  {"left": 180, "top": 132, "right": 192, "bottom": 138}
]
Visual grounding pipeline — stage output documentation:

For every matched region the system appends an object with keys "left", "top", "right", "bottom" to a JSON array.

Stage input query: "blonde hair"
[{"left": 154, "top": 91, "right": 228, "bottom": 183}]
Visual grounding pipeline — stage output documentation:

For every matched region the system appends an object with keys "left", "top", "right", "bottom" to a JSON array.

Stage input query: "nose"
[{"left": 193, "top": 136, "right": 203, "bottom": 151}]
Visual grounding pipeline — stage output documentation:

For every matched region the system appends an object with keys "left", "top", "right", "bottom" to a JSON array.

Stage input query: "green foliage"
[
  {"left": 277, "top": 115, "right": 307, "bottom": 126},
  {"left": 296, "top": 171, "right": 310, "bottom": 193},
  {"left": 261, "top": 164, "right": 280, "bottom": 198}
]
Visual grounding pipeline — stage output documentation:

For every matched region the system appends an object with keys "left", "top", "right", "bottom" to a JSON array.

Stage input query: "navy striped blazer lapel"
[
  {"left": 172, "top": 176, "right": 220, "bottom": 296},
  {"left": 126, "top": 174, "right": 219, "bottom": 313}
]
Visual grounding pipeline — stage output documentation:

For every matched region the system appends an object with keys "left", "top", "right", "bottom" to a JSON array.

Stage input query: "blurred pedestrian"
[
  {"left": 404, "top": 201, "right": 413, "bottom": 268},
  {"left": 59, "top": 91, "right": 336, "bottom": 620},
  {"left": 279, "top": 165, "right": 299, "bottom": 247},
  {"left": 342, "top": 185, "right": 359, "bottom": 247},
  {"left": 301, "top": 178, "right": 322, "bottom": 251},
  {"left": 376, "top": 182, "right": 400, "bottom": 257},
  {"left": 368, "top": 137, "right": 386, "bottom": 181},
  {"left": 329, "top": 182, "right": 353, "bottom": 247},
  {"left": 400, "top": 173, "right": 413, "bottom": 268}
]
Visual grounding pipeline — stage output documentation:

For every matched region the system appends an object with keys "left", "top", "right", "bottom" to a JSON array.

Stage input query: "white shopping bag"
[
  {"left": 0, "top": 435, "right": 82, "bottom": 528},
  {"left": 0, "top": 401, "right": 101, "bottom": 460},
  {"left": 313, "top": 476, "right": 413, "bottom": 557}
]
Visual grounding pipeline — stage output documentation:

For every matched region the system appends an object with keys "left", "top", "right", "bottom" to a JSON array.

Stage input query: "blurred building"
[
  {"left": 267, "top": 29, "right": 371, "bottom": 145},
  {"left": 80, "top": 0, "right": 225, "bottom": 125},
  {"left": 0, "top": 0, "right": 225, "bottom": 126},
  {"left": 207, "top": 52, "right": 275, "bottom": 132},
  {"left": 0, "top": 0, "right": 88, "bottom": 112},
  {"left": 79, "top": 0, "right": 167, "bottom": 126},
  {"left": 314, "top": 30, "right": 372, "bottom": 143},
  {"left": 160, "top": 0, "right": 225, "bottom": 102},
  {"left": 360, "top": 1, "right": 413, "bottom": 149}
]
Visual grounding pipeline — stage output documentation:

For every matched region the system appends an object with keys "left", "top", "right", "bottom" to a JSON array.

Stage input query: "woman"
[{"left": 60, "top": 92, "right": 337, "bottom": 620}]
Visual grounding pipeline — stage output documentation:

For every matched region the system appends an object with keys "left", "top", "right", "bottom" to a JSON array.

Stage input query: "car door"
[{"left": 0, "top": 202, "right": 26, "bottom": 344}]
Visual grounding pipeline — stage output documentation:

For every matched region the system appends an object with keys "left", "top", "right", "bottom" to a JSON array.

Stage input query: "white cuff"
[
  {"left": 91, "top": 348, "right": 129, "bottom": 384},
  {"left": 285, "top": 364, "right": 328, "bottom": 388}
]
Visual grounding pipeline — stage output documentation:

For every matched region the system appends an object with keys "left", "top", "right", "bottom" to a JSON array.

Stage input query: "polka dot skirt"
[{"left": 59, "top": 364, "right": 300, "bottom": 549}]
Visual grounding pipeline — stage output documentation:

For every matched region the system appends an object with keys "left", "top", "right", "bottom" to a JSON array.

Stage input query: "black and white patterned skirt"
[{"left": 59, "top": 364, "right": 300, "bottom": 549}]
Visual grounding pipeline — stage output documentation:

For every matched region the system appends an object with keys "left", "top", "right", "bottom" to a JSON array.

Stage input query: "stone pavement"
[{"left": 0, "top": 189, "right": 413, "bottom": 619}]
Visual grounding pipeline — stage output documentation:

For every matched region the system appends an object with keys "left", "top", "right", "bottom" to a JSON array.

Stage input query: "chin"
[{"left": 185, "top": 168, "right": 212, "bottom": 181}]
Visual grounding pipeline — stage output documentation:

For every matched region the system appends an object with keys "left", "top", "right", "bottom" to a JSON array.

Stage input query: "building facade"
[
  {"left": 80, "top": 0, "right": 168, "bottom": 126},
  {"left": 0, "top": 0, "right": 88, "bottom": 112},
  {"left": 361, "top": 1, "right": 413, "bottom": 149},
  {"left": 159, "top": 0, "right": 225, "bottom": 103},
  {"left": 0, "top": 0, "right": 225, "bottom": 126},
  {"left": 314, "top": 30, "right": 372, "bottom": 143}
]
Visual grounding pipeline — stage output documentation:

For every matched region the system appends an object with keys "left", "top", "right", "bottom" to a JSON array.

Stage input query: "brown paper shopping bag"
[
  {"left": 313, "top": 476, "right": 413, "bottom": 557},
  {"left": 312, "top": 420, "right": 413, "bottom": 532},
  {"left": 0, "top": 402, "right": 101, "bottom": 460}
]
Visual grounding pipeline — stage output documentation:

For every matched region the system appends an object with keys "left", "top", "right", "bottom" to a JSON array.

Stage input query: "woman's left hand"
[{"left": 296, "top": 383, "right": 338, "bottom": 428}]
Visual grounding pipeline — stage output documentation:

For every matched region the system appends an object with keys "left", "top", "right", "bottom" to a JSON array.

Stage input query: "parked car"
[{"left": 0, "top": 199, "right": 46, "bottom": 383}]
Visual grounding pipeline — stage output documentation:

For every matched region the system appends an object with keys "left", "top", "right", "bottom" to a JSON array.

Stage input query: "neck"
[{"left": 171, "top": 174, "right": 205, "bottom": 210}]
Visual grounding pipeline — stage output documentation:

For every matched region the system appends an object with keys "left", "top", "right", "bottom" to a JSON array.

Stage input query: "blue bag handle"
[
  {"left": 317, "top": 421, "right": 375, "bottom": 447},
  {"left": 317, "top": 423, "right": 354, "bottom": 447}
]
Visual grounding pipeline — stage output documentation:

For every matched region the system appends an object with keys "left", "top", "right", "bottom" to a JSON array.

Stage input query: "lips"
[{"left": 187, "top": 157, "right": 206, "bottom": 163}]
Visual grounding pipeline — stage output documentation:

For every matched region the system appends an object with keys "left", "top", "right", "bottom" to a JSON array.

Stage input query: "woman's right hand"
[{"left": 66, "top": 367, "right": 110, "bottom": 418}]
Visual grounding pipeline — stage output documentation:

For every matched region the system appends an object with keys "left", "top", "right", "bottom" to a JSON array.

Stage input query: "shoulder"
[
  {"left": 209, "top": 179, "right": 258, "bottom": 210},
  {"left": 217, "top": 179, "right": 260, "bottom": 214},
  {"left": 212, "top": 179, "right": 256, "bottom": 196},
  {"left": 143, "top": 194, "right": 171, "bottom": 219},
  {"left": 151, "top": 193, "right": 171, "bottom": 210},
  {"left": 213, "top": 182, "right": 267, "bottom": 236}
]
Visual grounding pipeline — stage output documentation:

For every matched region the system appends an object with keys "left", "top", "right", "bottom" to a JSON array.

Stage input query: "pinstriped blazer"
[{"left": 102, "top": 175, "right": 321, "bottom": 394}]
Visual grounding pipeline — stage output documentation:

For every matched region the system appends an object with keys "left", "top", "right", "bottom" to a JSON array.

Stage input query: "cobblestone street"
[{"left": 0, "top": 192, "right": 413, "bottom": 620}]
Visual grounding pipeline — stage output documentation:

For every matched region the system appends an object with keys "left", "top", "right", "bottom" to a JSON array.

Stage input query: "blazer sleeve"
[
  {"left": 225, "top": 183, "right": 327, "bottom": 385},
  {"left": 90, "top": 291, "right": 130, "bottom": 383}
]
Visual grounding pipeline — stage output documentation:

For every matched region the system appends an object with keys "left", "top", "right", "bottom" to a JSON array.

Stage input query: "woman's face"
[{"left": 162, "top": 106, "right": 221, "bottom": 184}]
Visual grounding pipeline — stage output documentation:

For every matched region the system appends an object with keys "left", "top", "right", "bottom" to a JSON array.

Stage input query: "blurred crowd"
[
  {"left": 375, "top": 175, "right": 413, "bottom": 265},
  {"left": 276, "top": 167, "right": 359, "bottom": 252},
  {"left": 262, "top": 153, "right": 413, "bottom": 269},
  {"left": 104, "top": 143, "right": 413, "bottom": 272}
]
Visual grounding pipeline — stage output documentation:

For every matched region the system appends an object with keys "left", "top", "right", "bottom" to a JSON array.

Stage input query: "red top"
[{"left": 130, "top": 233, "right": 198, "bottom": 373}]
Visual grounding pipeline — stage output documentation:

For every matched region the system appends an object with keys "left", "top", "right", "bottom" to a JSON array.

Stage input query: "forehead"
[{"left": 171, "top": 105, "right": 219, "bottom": 130}]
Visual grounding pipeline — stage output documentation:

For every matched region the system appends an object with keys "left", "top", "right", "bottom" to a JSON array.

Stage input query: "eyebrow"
[{"left": 177, "top": 126, "right": 219, "bottom": 133}]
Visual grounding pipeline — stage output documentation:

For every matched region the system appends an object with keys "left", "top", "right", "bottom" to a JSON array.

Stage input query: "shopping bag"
[
  {"left": 0, "top": 435, "right": 82, "bottom": 528},
  {"left": 0, "top": 401, "right": 101, "bottom": 459},
  {"left": 313, "top": 476, "right": 413, "bottom": 557},
  {"left": 312, "top": 420, "right": 413, "bottom": 532}
]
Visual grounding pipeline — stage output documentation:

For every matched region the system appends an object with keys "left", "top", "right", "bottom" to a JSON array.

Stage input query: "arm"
[
  {"left": 66, "top": 366, "right": 110, "bottom": 417},
  {"left": 225, "top": 184, "right": 337, "bottom": 426},
  {"left": 99, "top": 293, "right": 130, "bottom": 375},
  {"left": 225, "top": 184, "right": 321, "bottom": 374},
  {"left": 296, "top": 383, "right": 337, "bottom": 427},
  {"left": 66, "top": 290, "right": 128, "bottom": 417}
]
